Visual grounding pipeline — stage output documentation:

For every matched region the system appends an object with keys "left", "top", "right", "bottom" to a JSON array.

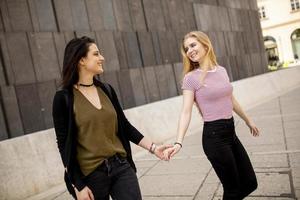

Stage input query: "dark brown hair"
[{"left": 61, "top": 36, "right": 95, "bottom": 89}]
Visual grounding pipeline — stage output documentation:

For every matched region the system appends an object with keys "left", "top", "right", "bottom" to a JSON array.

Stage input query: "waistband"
[{"left": 204, "top": 117, "right": 234, "bottom": 126}]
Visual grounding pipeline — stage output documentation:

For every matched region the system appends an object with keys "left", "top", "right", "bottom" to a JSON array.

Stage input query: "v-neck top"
[{"left": 73, "top": 87, "right": 126, "bottom": 176}]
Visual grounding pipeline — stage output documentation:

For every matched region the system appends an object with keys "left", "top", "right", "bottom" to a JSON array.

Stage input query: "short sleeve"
[
  {"left": 222, "top": 67, "right": 230, "bottom": 82},
  {"left": 181, "top": 74, "right": 195, "bottom": 91}
]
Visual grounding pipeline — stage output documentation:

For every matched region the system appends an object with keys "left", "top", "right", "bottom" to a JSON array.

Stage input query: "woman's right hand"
[
  {"left": 75, "top": 186, "right": 94, "bottom": 200},
  {"left": 163, "top": 144, "right": 182, "bottom": 160}
]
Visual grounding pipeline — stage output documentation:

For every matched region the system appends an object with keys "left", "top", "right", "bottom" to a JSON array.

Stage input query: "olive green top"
[{"left": 73, "top": 87, "right": 126, "bottom": 176}]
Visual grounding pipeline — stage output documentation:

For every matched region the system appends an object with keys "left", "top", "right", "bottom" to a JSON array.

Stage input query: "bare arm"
[
  {"left": 176, "top": 90, "right": 195, "bottom": 144},
  {"left": 232, "top": 95, "right": 259, "bottom": 137},
  {"left": 232, "top": 95, "right": 250, "bottom": 124},
  {"left": 165, "top": 90, "right": 195, "bottom": 158}
]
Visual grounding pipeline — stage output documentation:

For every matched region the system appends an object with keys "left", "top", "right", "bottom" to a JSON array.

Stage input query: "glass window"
[
  {"left": 259, "top": 6, "right": 267, "bottom": 19},
  {"left": 291, "top": 0, "right": 300, "bottom": 11}
]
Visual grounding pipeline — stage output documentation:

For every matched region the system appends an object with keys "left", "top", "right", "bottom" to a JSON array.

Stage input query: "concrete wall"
[
  {"left": 0, "top": 66, "right": 299, "bottom": 200},
  {"left": 0, "top": 0, "right": 267, "bottom": 140}
]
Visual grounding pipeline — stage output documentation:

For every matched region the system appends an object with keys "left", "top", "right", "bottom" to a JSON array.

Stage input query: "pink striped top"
[{"left": 182, "top": 66, "right": 233, "bottom": 122}]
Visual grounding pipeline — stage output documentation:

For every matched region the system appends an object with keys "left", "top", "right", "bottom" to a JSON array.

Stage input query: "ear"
[{"left": 79, "top": 57, "right": 85, "bottom": 66}]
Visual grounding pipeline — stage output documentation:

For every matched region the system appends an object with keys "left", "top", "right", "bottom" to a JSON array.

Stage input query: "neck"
[
  {"left": 78, "top": 71, "right": 94, "bottom": 86},
  {"left": 199, "top": 59, "right": 214, "bottom": 71}
]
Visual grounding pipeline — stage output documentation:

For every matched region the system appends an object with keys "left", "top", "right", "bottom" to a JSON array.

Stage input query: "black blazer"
[{"left": 52, "top": 80, "right": 144, "bottom": 197}]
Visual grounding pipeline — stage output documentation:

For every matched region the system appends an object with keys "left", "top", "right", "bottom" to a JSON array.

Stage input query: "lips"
[{"left": 189, "top": 52, "right": 198, "bottom": 60}]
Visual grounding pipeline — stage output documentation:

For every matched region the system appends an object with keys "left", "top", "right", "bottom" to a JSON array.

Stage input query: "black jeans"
[
  {"left": 83, "top": 154, "right": 142, "bottom": 200},
  {"left": 202, "top": 117, "right": 257, "bottom": 200}
]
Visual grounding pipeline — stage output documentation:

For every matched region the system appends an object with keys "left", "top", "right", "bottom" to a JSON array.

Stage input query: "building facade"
[{"left": 257, "top": 0, "right": 300, "bottom": 65}]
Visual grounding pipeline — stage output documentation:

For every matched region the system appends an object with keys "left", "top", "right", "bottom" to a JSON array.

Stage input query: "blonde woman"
[{"left": 165, "top": 31, "right": 259, "bottom": 200}]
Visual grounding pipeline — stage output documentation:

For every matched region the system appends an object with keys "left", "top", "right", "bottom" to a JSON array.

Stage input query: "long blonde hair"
[{"left": 180, "top": 31, "right": 218, "bottom": 76}]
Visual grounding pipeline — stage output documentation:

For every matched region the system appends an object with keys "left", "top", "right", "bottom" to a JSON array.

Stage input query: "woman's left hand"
[
  {"left": 154, "top": 144, "right": 173, "bottom": 161},
  {"left": 246, "top": 120, "right": 260, "bottom": 137}
]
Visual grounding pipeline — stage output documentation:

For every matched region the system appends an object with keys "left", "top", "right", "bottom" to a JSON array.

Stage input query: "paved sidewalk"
[{"left": 45, "top": 87, "right": 300, "bottom": 200}]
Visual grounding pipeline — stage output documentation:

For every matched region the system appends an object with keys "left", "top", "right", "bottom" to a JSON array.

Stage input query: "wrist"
[
  {"left": 149, "top": 142, "right": 156, "bottom": 154},
  {"left": 174, "top": 142, "right": 182, "bottom": 148}
]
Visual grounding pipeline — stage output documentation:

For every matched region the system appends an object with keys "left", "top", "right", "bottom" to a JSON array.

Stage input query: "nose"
[
  {"left": 100, "top": 54, "right": 105, "bottom": 61},
  {"left": 187, "top": 48, "right": 193, "bottom": 56}
]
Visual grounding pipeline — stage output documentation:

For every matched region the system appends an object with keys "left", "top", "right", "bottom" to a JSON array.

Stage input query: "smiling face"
[
  {"left": 183, "top": 37, "right": 207, "bottom": 64},
  {"left": 80, "top": 43, "right": 105, "bottom": 75}
]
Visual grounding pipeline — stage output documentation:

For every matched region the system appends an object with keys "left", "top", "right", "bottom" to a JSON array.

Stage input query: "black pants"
[
  {"left": 202, "top": 117, "right": 257, "bottom": 200},
  {"left": 83, "top": 154, "right": 142, "bottom": 200}
]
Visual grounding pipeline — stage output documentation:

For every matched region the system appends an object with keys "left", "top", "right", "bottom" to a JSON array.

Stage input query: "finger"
[
  {"left": 253, "top": 127, "right": 259, "bottom": 136},
  {"left": 169, "top": 149, "right": 176, "bottom": 159},
  {"left": 88, "top": 189, "right": 94, "bottom": 200},
  {"left": 161, "top": 144, "right": 174, "bottom": 150},
  {"left": 170, "top": 149, "right": 179, "bottom": 158}
]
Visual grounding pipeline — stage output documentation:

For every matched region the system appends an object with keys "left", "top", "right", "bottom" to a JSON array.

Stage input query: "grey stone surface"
[
  {"left": 183, "top": 1, "right": 197, "bottom": 30},
  {"left": 224, "top": 31, "right": 237, "bottom": 56},
  {"left": 155, "top": 64, "right": 178, "bottom": 99},
  {"left": 99, "top": 0, "right": 117, "bottom": 30},
  {"left": 4, "top": 0, "right": 33, "bottom": 31},
  {"left": 122, "top": 32, "right": 143, "bottom": 68},
  {"left": 112, "top": 0, "right": 132, "bottom": 31},
  {"left": 151, "top": 32, "right": 163, "bottom": 65},
  {"left": 173, "top": 62, "right": 183, "bottom": 95},
  {"left": 29, "top": 0, "right": 57, "bottom": 31},
  {"left": 15, "top": 84, "right": 45, "bottom": 134},
  {"left": 0, "top": 0, "right": 11, "bottom": 31},
  {"left": 5, "top": 33, "right": 36, "bottom": 84},
  {"left": 0, "top": 56, "right": 6, "bottom": 86},
  {"left": 118, "top": 70, "right": 136, "bottom": 108},
  {"left": 228, "top": 7, "right": 242, "bottom": 31},
  {"left": 129, "top": 68, "right": 147, "bottom": 106},
  {"left": 137, "top": 31, "right": 157, "bottom": 66},
  {"left": 141, "top": 66, "right": 161, "bottom": 102},
  {"left": 143, "top": 0, "right": 166, "bottom": 31},
  {"left": 193, "top": 4, "right": 211, "bottom": 31},
  {"left": 37, "top": 80, "right": 56, "bottom": 129},
  {"left": 53, "top": 32, "right": 67, "bottom": 71},
  {"left": 229, "top": 56, "right": 239, "bottom": 81},
  {"left": 250, "top": 53, "right": 262, "bottom": 75},
  {"left": 85, "top": 0, "right": 105, "bottom": 31},
  {"left": 218, "top": 7, "right": 231, "bottom": 31},
  {"left": 166, "top": 0, "right": 187, "bottom": 31},
  {"left": 128, "top": 0, "right": 147, "bottom": 31},
  {"left": 114, "top": 32, "right": 129, "bottom": 69},
  {"left": 95, "top": 31, "right": 120, "bottom": 71},
  {"left": 139, "top": 173, "right": 206, "bottom": 196},
  {"left": 75, "top": 31, "right": 96, "bottom": 40},
  {"left": 158, "top": 31, "right": 179, "bottom": 64},
  {"left": 28, "top": 32, "right": 61, "bottom": 82},
  {"left": 235, "top": 54, "right": 251, "bottom": 79},
  {"left": 52, "top": 0, "right": 74, "bottom": 31},
  {"left": 0, "top": 86, "right": 24, "bottom": 137},
  {"left": 0, "top": 103, "right": 8, "bottom": 140},
  {"left": 208, "top": 32, "right": 226, "bottom": 58},
  {"left": 161, "top": 0, "right": 172, "bottom": 30},
  {"left": 70, "top": 0, "right": 90, "bottom": 30},
  {"left": 210, "top": 5, "right": 222, "bottom": 31}
]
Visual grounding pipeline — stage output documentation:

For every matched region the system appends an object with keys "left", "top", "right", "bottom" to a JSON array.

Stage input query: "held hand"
[
  {"left": 154, "top": 144, "right": 173, "bottom": 161},
  {"left": 75, "top": 186, "right": 94, "bottom": 200},
  {"left": 163, "top": 144, "right": 181, "bottom": 160},
  {"left": 246, "top": 120, "right": 260, "bottom": 137}
]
